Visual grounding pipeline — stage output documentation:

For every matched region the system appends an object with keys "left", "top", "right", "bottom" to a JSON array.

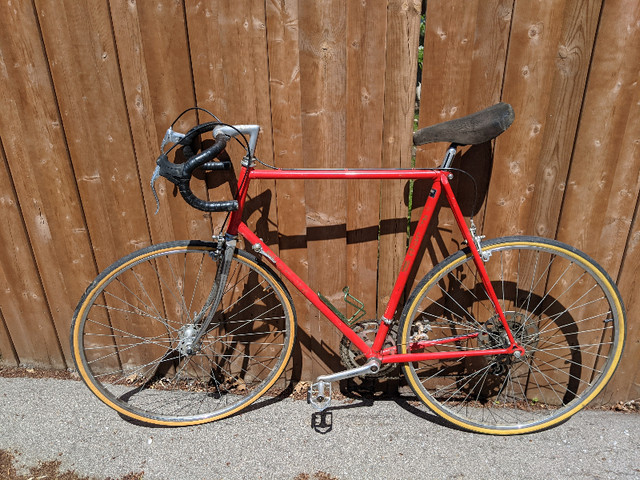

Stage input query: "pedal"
[
  {"left": 307, "top": 381, "right": 331, "bottom": 411},
  {"left": 306, "top": 359, "right": 382, "bottom": 412}
]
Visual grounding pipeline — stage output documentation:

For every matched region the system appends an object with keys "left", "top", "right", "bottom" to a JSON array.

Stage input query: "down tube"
[{"left": 236, "top": 222, "right": 373, "bottom": 356}]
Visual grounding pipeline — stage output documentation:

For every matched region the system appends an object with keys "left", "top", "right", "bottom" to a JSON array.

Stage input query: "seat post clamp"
[{"left": 441, "top": 144, "right": 458, "bottom": 169}]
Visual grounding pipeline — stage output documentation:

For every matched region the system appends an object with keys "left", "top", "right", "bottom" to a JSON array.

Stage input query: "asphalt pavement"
[{"left": 0, "top": 376, "right": 638, "bottom": 480}]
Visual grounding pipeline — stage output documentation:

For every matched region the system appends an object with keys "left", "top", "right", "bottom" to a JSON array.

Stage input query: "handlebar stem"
[{"left": 213, "top": 124, "right": 261, "bottom": 157}]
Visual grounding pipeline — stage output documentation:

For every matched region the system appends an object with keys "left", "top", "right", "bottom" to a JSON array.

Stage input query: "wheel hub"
[
  {"left": 177, "top": 324, "right": 200, "bottom": 355},
  {"left": 478, "top": 311, "right": 539, "bottom": 373}
]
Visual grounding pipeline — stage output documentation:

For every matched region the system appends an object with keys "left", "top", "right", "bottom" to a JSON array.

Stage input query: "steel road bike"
[{"left": 71, "top": 103, "right": 626, "bottom": 434}]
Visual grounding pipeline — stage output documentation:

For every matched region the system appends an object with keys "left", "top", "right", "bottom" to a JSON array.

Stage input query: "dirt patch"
[
  {"left": 607, "top": 399, "right": 640, "bottom": 413},
  {"left": 294, "top": 472, "right": 340, "bottom": 480},
  {"left": 0, "top": 449, "right": 143, "bottom": 480},
  {"left": 0, "top": 366, "right": 79, "bottom": 381}
]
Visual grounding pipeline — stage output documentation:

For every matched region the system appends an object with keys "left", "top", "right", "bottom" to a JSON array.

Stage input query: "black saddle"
[{"left": 414, "top": 103, "right": 514, "bottom": 146}]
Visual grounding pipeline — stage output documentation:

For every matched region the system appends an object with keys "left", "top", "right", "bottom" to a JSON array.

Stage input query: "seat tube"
[{"left": 372, "top": 176, "right": 444, "bottom": 352}]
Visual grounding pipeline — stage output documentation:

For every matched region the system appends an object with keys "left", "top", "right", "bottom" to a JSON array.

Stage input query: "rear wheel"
[
  {"left": 398, "top": 236, "right": 625, "bottom": 434},
  {"left": 71, "top": 240, "right": 296, "bottom": 426}
]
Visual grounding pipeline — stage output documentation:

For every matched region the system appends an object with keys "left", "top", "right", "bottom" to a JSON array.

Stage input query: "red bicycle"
[{"left": 71, "top": 103, "right": 625, "bottom": 434}]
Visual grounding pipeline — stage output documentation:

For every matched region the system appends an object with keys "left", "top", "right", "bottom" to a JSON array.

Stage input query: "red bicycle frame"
[{"left": 226, "top": 164, "right": 523, "bottom": 364}]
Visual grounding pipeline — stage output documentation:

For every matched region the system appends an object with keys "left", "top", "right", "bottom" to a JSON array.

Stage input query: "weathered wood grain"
[
  {"left": 567, "top": 0, "right": 640, "bottom": 403},
  {"left": 299, "top": 0, "right": 348, "bottom": 376},
  {"left": 0, "top": 307, "right": 18, "bottom": 367},
  {"left": 0, "top": 0, "right": 96, "bottom": 363},
  {"left": 34, "top": 0, "right": 151, "bottom": 271},
  {"left": 345, "top": 0, "right": 387, "bottom": 320},
  {"left": 187, "top": 0, "right": 277, "bottom": 241},
  {"left": 109, "top": 0, "right": 211, "bottom": 244},
  {"left": 483, "top": 0, "right": 602, "bottom": 240},
  {"left": 378, "top": 0, "right": 421, "bottom": 318},
  {"left": 0, "top": 145, "right": 65, "bottom": 368},
  {"left": 265, "top": 0, "right": 311, "bottom": 379}
]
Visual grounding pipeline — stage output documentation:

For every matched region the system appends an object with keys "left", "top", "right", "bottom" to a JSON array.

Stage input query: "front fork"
[{"left": 180, "top": 234, "right": 236, "bottom": 355}]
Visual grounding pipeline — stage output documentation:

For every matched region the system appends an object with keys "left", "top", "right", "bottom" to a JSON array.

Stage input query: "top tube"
[{"left": 249, "top": 168, "right": 443, "bottom": 180}]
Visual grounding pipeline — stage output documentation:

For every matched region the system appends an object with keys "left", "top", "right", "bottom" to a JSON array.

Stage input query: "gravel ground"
[{"left": 0, "top": 375, "right": 638, "bottom": 480}]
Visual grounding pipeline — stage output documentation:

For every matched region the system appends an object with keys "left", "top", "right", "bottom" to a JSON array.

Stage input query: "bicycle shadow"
[{"left": 306, "top": 377, "right": 452, "bottom": 434}]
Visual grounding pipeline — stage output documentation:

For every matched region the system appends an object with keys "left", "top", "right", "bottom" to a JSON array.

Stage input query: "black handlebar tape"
[
  {"left": 156, "top": 132, "right": 238, "bottom": 212},
  {"left": 180, "top": 122, "right": 220, "bottom": 159},
  {"left": 201, "top": 161, "right": 231, "bottom": 171},
  {"left": 177, "top": 182, "right": 239, "bottom": 212},
  {"left": 183, "top": 134, "right": 229, "bottom": 175},
  {"left": 180, "top": 134, "right": 237, "bottom": 211}
]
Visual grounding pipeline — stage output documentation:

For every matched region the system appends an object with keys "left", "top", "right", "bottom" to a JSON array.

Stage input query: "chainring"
[{"left": 339, "top": 319, "right": 398, "bottom": 378}]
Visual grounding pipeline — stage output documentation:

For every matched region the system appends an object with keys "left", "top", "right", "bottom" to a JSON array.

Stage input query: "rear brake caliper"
[{"left": 469, "top": 220, "right": 491, "bottom": 262}]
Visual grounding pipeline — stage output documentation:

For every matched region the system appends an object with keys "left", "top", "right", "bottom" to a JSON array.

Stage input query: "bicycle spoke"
[
  {"left": 400, "top": 237, "right": 624, "bottom": 433},
  {"left": 73, "top": 243, "right": 294, "bottom": 424}
]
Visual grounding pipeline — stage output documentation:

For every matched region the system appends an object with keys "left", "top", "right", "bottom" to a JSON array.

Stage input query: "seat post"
[{"left": 440, "top": 143, "right": 458, "bottom": 169}]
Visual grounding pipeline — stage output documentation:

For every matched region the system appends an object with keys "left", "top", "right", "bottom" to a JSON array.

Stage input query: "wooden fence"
[{"left": 0, "top": 0, "right": 638, "bottom": 403}]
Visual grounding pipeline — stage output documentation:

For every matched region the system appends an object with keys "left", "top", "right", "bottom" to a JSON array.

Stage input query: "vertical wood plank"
[
  {"left": 417, "top": 0, "right": 514, "bottom": 168},
  {"left": 186, "top": 0, "right": 277, "bottom": 243},
  {"left": 299, "top": 0, "right": 348, "bottom": 376},
  {"left": 0, "top": 146, "right": 65, "bottom": 368},
  {"left": 524, "top": 0, "right": 603, "bottom": 239},
  {"left": 418, "top": 0, "right": 514, "bottom": 126},
  {"left": 413, "top": 0, "right": 513, "bottom": 291},
  {"left": 418, "top": 0, "right": 481, "bottom": 147},
  {"left": 483, "top": 1, "right": 566, "bottom": 238},
  {"left": 265, "top": 0, "right": 310, "bottom": 379},
  {"left": 35, "top": 0, "right": 151, "bottom": 271},
  {"left": 561, "top": 0, "right": 640, "bottom": 402},
  {"left": 0, "top": 307, "right": 19, "bottom": 367},
  {"left": 483, "top": 0, "right": 602, "bottom": 240},
  {"left": 0, "top": 0, "right": 97, "bottom": 363},
  {"left": 556, "top": 1, "right": 640, "bottom": 276},
  {"left": 345, "top": 1, "right": 387, "bottom": 320},
  {"left": 187, "top": 1, "right": 295, "bottom": 382},
  {"left": 614, "top": 196, "right": 640, "bottom": 402},
  {"left": 377, "top": 0, "right": 425, "bottom": 319},
  {"left": 109, "top": 0, "right": 212, "bottom": 244}
]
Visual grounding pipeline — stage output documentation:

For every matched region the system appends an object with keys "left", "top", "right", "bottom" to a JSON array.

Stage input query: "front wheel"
[
  {"left": 71, "top": 240, "right": 296, "bottom": 426},
  {"left": 397, "top": 236, "right": 625, "bottom": 434}
]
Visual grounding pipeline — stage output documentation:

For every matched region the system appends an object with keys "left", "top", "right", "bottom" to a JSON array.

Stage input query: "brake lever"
[
  {"left": 161, "top": 126, "right": 185, "bottom": 152},
  {"left": 151, "top": 164, "right": 162, "bottom": 215},
  {"left": 154, "top": 126, "right": 187, "bottom": 215}
]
